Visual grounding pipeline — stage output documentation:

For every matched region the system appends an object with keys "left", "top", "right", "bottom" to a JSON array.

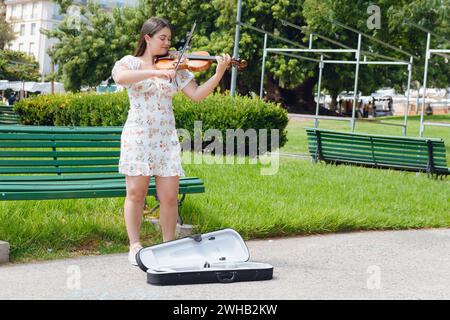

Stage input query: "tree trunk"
[
  {"left": 264, "top": 75, "right": 314, "bottom": 113},
  {"left": 330, "top": 93, "right": 338, "bottom": 112}
]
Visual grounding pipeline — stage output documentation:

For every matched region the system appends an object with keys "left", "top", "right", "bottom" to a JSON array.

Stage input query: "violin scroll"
[{"left": 231, "top": 57, "right": 248, "bottom": 70}]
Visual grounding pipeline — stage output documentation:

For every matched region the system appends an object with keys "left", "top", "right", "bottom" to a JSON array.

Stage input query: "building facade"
[{"left": 4, "top": 0, "right": 136, "bottom": 80}]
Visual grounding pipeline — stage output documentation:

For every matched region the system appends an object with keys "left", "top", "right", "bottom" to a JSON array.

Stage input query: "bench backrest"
[
  {"left": 0, "top": 106, "right": 20, "bottom": 125},
  {"left": 306, "top": 127, "right": 448, "bottom": 172},
  {"left": 0, "top": 125, "right": 122, "bottom": 175}
]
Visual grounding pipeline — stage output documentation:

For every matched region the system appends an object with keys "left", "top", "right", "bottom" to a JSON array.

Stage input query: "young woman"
[{"left": 111, "top": 17, "right": 231, "bottom": 265}]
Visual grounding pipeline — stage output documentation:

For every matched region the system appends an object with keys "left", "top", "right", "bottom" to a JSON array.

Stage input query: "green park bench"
[
  {"left": 0, "top": 105, "right": 20, "bottom": 125},
  {"left": 306, "top": 127, "right": 449, "bottom": 178},
  {"left": 0, "top": 125, "right": 205, "bottom": 224}
]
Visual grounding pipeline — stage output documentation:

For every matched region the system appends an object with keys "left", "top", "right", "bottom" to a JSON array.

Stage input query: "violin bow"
[{"left": 172, "top": 21, "right": 197, "bottom": 84}]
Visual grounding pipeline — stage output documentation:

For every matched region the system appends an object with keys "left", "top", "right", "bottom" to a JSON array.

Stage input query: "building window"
[
  {"left": 32, "top": 3, "right": 39, "bottom": 18},
  {"left": 31, "top": 23, "right": 36, "bottom": 35},
  {"left": 18, "top": 43, "right": 24, "bottom": 52},
  {"left": 25, "top": 3, "right": 31, "bottom": 19},
  {"left": 29, "top": 42, "right": 35, "bottom": 57},
  {"left": 18, "top": 4, "right": 23, "bottom": 19},
  {"left": 20, "top": 24, "right": 25, "bottom": 36}
]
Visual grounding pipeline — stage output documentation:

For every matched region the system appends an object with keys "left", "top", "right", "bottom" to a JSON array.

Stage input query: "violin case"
[{"left": 136, "top": 228, "right": 274, "bottom": 286}]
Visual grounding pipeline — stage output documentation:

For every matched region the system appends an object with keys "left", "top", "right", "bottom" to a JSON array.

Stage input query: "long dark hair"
[{"left": 134, "top": 17, "right": 172, "bottom": 57}]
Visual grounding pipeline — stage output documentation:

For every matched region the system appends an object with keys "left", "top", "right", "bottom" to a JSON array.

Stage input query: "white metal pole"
[
  {"left": 415, "top": 94, "right": 419, "bottom": 114},
  {"left": 315, "top": 55, "right": 324, "bottom": 128},
  {"left": 322, "top": 60, "right": 408, "bottom": 65},
  {"left": 266, "top": 48, "right": 357, "bottom": 53},
  {"left": 419, "top": 33, "right": 431, "bottom": 137},
  {"left": 260, "top": 33, "right": 268, "bottom": 99},
  {"left": 403, "top": 56, "right": 413, "bottom": 136},
  {"left": 351, "top": 34, "right": 362, "bottom": 132},
  {"left": 230, "top": 0, "right": 242, "bottom": 97}
]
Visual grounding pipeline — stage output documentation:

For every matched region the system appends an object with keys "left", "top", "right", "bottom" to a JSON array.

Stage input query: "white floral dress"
[{"left": 111, "top": 55, "right": 194, "bottom": 177}]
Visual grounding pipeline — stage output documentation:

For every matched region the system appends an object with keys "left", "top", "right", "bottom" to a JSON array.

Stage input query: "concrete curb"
[{"left": 0, "top": 241, "right": 10, "bottom": 264}]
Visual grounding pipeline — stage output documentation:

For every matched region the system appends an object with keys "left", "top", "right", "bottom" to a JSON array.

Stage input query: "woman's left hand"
[{"left": 215, "top": 54, "right": 231, "bottom": 76}]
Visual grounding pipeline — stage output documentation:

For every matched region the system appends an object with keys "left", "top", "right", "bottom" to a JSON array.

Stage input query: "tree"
[
  {"left": 302, "top": 0, "right": 449, "bottom": 109},
  {"left": 0, "top": 0, "right": 16, "bottom": 49},
  {"left": 48, "top": 0, "right": 319, "bottom": 112},
  {"left": 0, "top": 49, "right": 40, "bottom": 81},
  {"left": 386, "top": 0, "right": 449, "bottom": 88},
  {"left": 44, "top": 0, "right": 449, "bottom": 113},
  {"left": 42, "top": 0, "right": 143, "bottom": 91}
]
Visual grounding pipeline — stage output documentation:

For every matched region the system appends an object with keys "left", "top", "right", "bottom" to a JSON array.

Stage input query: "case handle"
[
  {"left": 216, "top": 271, "right": 237, "bottom": 283},
  {"left": 187, "top": 234, "right": 202, "bottom": 242}
]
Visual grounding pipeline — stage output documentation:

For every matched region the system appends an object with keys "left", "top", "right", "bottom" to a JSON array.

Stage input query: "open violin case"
[{"left": 136, "top": 228, "right": 273, "bottom": 285}]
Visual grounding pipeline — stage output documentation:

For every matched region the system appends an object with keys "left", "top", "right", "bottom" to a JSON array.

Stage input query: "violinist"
[{"left": 111, "top": 16, "right": 231, "bottom": 266}]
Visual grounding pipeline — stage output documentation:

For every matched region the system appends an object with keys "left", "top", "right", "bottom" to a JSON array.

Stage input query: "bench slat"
[
  {"left": 0, "top": 114, "right": 20, "bottom": 119},
  {"left": 0, "top": 159, "right": 119, "bottom": 167},
  {"left": 306, "top": 128, "right": 444, "bottom": 142},
  {"left": 0, "top": 173, "right": 124, "bottom": 181},
  {"left": 0, "top": 133, "right": 121, "bottom": 141},
  {"left": 0, "top": 151, "right": 120, "bottom": 158},
  {"left": 320, "top": 149, "right": 447, "bottom": 166},
  {"left": 0, "top": 177, "right": 204, "bottom": 187},
  {"left": 1, "top": 141, "right": 120, "bottom": 148},
  {"left": 0, "top": 178, "right": 204, "bottom": 191},
  {"left": 0, "top": 180, "right": 204, "bottom": 189},
  {"left": 0, "top": 125, "right": 123, "bottom": 134},
  {"left": 0, "top": 174, "right": 199, "bottom": 182},
  {"left": 0, "top": 166, "right": 119, "bottom": 174},
  {"left": 326, "top": 158, "right": 447, "bottom": 171},
  {"left": 0, "top": 121, "right": 19, "bottom": 125},
  {"left": 321, "top": 151, "right": 444, "bottom": 167},
  {"left": 0, "top": 185, "right": 205, "bottom": 201}
]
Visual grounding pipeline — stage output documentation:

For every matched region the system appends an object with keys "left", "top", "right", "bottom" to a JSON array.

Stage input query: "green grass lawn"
[{"left": 1, "top": 114, "right": 449, "bottom": 263}]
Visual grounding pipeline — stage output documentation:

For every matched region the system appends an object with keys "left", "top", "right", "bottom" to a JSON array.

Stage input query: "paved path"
[{"left": 1, "top": 229, "right": 449, "bottom": 300}]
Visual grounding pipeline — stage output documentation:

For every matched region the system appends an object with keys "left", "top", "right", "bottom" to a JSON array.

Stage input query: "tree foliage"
[
  {"left": 302, "top": 0, "right": 449, "bottom": 99},
  {"left": 0, "top": 49, "right": 40, "bottom": 81},
  {"left": 0, "top": 0, "right": 16, "bottom": 49},
  {"left": 45, "top": 0, "right": 449, "bottom": 112}
]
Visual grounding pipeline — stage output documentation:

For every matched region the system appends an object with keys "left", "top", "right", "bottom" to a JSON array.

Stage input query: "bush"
[
  {"left": 14, "top": 91, "right": 129, "bottom": 126},
  {"left": 14, "top": 91, "right": 289, "bottom": 154},
  {"left": 173, "top": 93, "right": 288, "bottom": 154}
]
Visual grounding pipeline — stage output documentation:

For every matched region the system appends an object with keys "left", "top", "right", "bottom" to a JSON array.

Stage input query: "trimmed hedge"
[
  {"left": 14, "top": 91, "right": 288, "bottom": 154},
  {"left": 14, "top": 91, "right": 129, "bottom": 126},
  {"left": 172, "top": 93, "right": 288, "bottom": 154}
]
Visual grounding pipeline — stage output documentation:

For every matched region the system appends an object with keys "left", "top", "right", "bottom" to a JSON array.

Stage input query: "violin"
[{"left": 154, "top": 51, "right": 248, "bottom": 72}]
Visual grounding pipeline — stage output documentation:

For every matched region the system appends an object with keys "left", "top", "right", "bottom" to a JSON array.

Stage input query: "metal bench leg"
[
  {"left": 145, "top": 195, "right": 160, "bottom": 216},
  {"left": 144, "top": 194, "right": 187, "bottom": 225},
  {"left": 426, "top": 140, "right": 435, "bottom": 179},
  {"left": 313, "top": 131, "right": 324, "bottom": 164},
  {"left": 177, "top": 194, "right": 186, "bottom": 225}
]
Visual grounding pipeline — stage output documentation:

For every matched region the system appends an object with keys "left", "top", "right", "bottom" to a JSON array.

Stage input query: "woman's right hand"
[{"left": 155, "top": 70, "right": 176, "bottom": 81}]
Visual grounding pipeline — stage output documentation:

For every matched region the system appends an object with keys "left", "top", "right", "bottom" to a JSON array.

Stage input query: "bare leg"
[
  {"left": 156, "top": 175, "right": 179, "bottom": 242},
  {"left": 124, "top": 175, "right": 151, "bottom": 246}
]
